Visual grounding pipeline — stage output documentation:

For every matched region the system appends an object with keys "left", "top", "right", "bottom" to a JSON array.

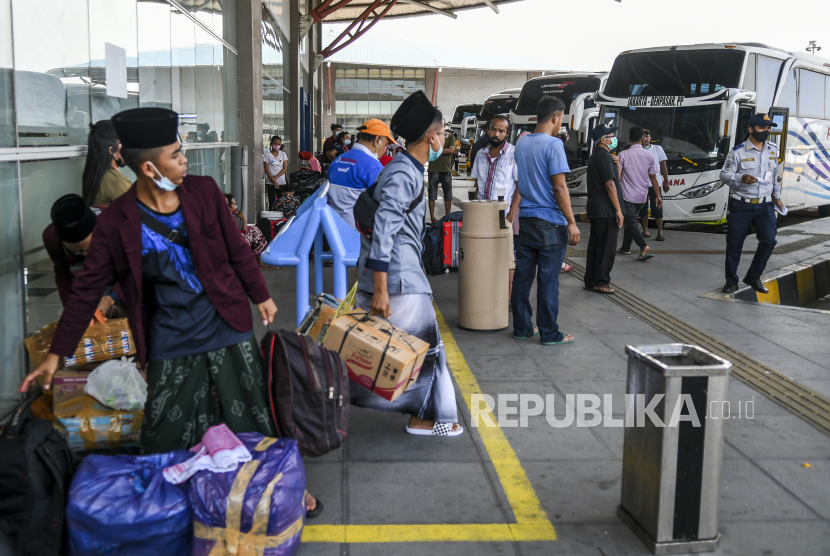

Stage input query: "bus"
[
  {"left": 596, "top": 43, "right": 830, "bottom": 222},
  {"left": 458, "top": 88, "right": 521, "bottom": 171},
  {"left": 509, "top": 72, "right": 609, "bottom": 195},
  {"left": 447, "top": 103, "right": 483, "bottom": 138}
]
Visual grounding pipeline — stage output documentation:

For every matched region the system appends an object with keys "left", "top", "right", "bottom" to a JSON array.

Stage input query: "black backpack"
[
  {"left": 0, "top": 406, "right": 78, "bottom": 556},
  {"left": 261, "top": 330, "right": 349, "bottom": 457},
  {"left": 354, "top": 178, "right": 424, "bottom": 240}
]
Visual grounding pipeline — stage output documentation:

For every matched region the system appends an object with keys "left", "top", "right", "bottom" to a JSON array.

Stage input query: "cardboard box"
[
  {"left": 52, "top": 394, "right": 143, "bottom": 451},
  {"left": 52, "top": 369, "right": 92, "bottom": 408},
  {"left": 25, "top": 318, "right": 136, "bottom": 367},
  {"left": 322, "top": 310, "right": 429, "bottom": 402}
]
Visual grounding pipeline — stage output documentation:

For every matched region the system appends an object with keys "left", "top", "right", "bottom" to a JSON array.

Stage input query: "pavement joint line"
[
  {"left": 565, "top": 259, "right": 830, "bottom": 435},
  {"left": 300, "top": 305, "right": 557, "bottom": 544}
]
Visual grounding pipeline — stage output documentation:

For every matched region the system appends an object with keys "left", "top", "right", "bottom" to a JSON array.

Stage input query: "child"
[{"left": 275, "top": 182, "right": 301, "bottom": 217}]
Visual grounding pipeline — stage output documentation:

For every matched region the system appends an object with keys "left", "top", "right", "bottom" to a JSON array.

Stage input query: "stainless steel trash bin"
[{"left": 618, "top": 344, "right": 732, "bottom": 555}]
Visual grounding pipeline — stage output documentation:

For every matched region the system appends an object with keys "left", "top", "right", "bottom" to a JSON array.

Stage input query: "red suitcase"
[{"left": 442, "top": 221, "right": 462, "bottom": 270}]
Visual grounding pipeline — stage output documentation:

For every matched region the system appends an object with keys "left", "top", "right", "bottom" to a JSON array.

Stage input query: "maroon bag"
[{"left": 261, "top": 330, "right": 349, "bottom": 457}]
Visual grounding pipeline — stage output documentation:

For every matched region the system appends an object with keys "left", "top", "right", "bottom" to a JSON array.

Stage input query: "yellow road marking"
[{"left": 301, "top": 304, "right": 556, "bottom": 543}]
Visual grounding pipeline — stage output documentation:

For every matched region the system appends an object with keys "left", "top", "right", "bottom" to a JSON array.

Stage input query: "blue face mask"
[
  {"left": 607, "top": 137, "right": 618, "bottom": 151},
  {"left": 148, "top": 162, "right": 179, "bottom": 191},
  {"left": 428, "top": 134, "right": 441, "bottom": 162}
]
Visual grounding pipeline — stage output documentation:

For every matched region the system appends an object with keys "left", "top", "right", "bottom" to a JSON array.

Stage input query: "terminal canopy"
[{"left": 322, "top": 0, "right": 523, "bottom": 22}]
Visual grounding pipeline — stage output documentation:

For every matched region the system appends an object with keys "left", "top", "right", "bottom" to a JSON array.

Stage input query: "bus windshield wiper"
[{"left": 662, "top": 147, "right": 699, "bottom": 168}]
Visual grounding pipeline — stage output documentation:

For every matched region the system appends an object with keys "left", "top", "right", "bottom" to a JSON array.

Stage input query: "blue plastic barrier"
[{"left": 260, "top": 183, "right": 361, "bottom": 327}]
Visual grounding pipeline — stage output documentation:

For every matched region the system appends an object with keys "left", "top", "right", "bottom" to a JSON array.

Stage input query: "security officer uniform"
[{"left": 719, "top": 113, "right": 781, "bottom": 293}]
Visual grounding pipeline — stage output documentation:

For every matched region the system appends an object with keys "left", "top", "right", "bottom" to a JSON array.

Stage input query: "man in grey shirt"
[{"left": 352, "top": 91, "right": 463, "bottom": 438}]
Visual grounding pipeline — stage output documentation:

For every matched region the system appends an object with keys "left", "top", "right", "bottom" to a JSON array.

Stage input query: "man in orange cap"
[{"left": 327, "top": 118, "right": 397, "bottom": 229}]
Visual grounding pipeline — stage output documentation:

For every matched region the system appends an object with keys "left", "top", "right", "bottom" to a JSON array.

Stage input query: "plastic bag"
[
  {"left": 190, "top": 433, "right": 306, "bottom": 556},
  {"left": 66, "top": 450, "right": 194, "bottom": 556},
  {"left": 85, "top": 356, "right": 147, "bottom": 411}
]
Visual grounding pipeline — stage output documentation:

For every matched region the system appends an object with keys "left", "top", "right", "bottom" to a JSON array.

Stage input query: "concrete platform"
[{"left": 251, "top": 206, "right": 830, "bottom": 555}]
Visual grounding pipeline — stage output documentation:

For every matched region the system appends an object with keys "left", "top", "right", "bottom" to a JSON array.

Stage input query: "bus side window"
[
  {"left": 742, "top": 53, "right": 757, "bottom": 91},
  {"left": 768, "top": 108, "right": 788, "bottom": 164}
]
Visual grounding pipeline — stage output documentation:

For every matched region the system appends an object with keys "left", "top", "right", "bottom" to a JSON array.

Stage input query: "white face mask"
[{"left": 147, "top": 162, "right": 179, "bottom": 191}]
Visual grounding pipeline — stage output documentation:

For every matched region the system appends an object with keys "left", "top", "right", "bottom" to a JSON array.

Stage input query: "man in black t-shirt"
[{"left": 584, "top": 124, "right": 624, "bottom": 294}]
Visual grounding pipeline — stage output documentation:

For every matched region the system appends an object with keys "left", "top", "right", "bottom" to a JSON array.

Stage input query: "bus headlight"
[
  {"left": 679, "top": 181, "right": 724, "bottom": 198},
  {"left": 566, "top": 169, "right": 587, "bottom": 182}
]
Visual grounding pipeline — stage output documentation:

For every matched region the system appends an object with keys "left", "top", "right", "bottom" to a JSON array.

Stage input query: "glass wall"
[
  {"left": 0, "top": 0, "right": 241, "bottom": 415},
  {"left": 262, "top": 6, "right": 288, "bottom": 146},
  {"left": 334, "top": 66, "right": 425, "bottom": 130}
]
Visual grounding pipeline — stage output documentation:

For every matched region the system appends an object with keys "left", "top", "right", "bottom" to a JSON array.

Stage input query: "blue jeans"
[
  {"left": 512, "top": 217, "right": 568, "bottom": 343},
  {"left": 725, "top": 198, "right": 777, "bottom": 284}
]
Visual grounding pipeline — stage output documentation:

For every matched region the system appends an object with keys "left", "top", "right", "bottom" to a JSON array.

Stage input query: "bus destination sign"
[{"left": 627, "top": 96, "right": 685, "bottom": 107}]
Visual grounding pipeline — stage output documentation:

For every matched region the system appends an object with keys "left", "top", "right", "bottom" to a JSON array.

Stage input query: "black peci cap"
[
  {"left": 391, "top": 91, "right": 439, "bottom": 142},
  {"left": 112, "top": 107, "right": 180, "bottom": 149},
  {"left": 51, "top": 194, "right": 96, "bottom": 244},
  {"left": 747, "top": 113, "right": 778, "bottom": 128}
]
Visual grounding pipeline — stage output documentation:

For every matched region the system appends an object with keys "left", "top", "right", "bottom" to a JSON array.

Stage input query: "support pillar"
[
  {"left": 287, "top": 0, "right": 302, "bottom": 173},
  {"left": 236, "top": 0, "right": 263, "bottom": 220}
]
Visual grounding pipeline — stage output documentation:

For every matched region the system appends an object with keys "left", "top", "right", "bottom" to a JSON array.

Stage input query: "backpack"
[
  {"left": 0, "top": 406, "right": 79, "bottom": 556},
  {"left": 261, "top": 330, "right": 349, "bottom": 457},
  {"left": 354, "top": 178, "right": 424, "bottom": 240},
  {"left": 422, "top": 225, "right": 445, "bottom": 275}
]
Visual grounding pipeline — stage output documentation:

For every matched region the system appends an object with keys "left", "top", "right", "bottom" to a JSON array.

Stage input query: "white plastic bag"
[{"left": 84, "top": 357, "right": 148, "bottom": 411}]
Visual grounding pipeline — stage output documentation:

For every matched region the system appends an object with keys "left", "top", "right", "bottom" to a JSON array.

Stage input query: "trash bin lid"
[{"left": 625, "top": 344, "right": 732, "bottom": 377}]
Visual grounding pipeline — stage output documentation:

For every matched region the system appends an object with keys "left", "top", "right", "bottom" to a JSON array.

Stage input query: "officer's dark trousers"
[
  {"left": 725, "top": 198, "right": 777, "bottom": 284},
  {"left": 584, "top": 216, "right": 619, "bottom": 288}
]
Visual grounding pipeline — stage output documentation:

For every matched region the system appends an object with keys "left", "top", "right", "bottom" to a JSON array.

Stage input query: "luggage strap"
[{"left": 138, "top": 207, "right": 190, "bottom": 249}]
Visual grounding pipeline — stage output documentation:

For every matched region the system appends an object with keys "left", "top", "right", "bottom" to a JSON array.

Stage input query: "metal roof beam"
[
  {"left": 397, "top": 0, "right": 458, "bottom": 19},
  {"left": 482, "top": 0, "right": 500, "bottom": 13}
]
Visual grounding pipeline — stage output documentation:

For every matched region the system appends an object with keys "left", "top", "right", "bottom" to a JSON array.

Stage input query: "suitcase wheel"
[{"left": 443, "top": 266, "right": 450, "bottom": 274}]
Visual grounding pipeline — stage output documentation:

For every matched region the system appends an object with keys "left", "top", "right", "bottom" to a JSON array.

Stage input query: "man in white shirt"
[
  {"left": 263, "top": 135, "right": 288, "bottom": 210},
  {"left": 470, "top": 114, "right": 520, "bottom": 301},
  {"left": 639, "top": 129, "right": 670, "bottom": 240}
]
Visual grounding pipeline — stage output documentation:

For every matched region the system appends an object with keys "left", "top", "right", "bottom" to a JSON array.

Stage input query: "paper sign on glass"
[{"left": 105, "top": 43, "right": 127, "bottom": 99}]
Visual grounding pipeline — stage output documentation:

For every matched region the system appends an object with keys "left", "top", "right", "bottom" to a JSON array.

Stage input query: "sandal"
[
  {"left": 592, "top": 286, "right": 615, "bottom": 294},
  {"left": 642, "top": 231, "right": 651, "bottom": 238},
  {"left": 617, "top": 249, "right": 631, "bottom": 255},
  {"left": 406, "top": 423, "right": 464, "bottom": 437},
  {"left": 656, "top": 234, "right": 665, "bottom": 241},
  {"left": 305, "top": 492, "right": 324, "bottom": 520},
  {"left": 560, "top": 263, "right": 573, "bottom": 274},
  {"left": 512, "top": 327, "right": 539, "bottom": 340},
  {"left": 541, "top": 334, "right": 574, "bottom": 346},
  {"left": 635, "top": 254, "right": 654, "bottom": 261}
]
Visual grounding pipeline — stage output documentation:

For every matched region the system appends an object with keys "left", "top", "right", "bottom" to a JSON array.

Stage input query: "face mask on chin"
[
  {"left": 751, "top": 129, "right": 770, "bottom": 142},
  {"left": 147, "top": 162, "right": 179, "bottom": 192},
  {"left": 428, "top": 134, "right": 441, "bottom": 162},
  {"left": 488, "top": 135, "right": 506, "bottom": 147}
]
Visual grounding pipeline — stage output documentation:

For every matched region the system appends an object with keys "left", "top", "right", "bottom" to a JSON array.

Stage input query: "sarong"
[
  {"left": 141, "top": 336, "right": 275, "bottom": 454},
  {"left": 244, "top": 225, "right": 268, "bottom": 256},
  {"left": 349, "top": 291, "right": 458, "bottom": 423}
]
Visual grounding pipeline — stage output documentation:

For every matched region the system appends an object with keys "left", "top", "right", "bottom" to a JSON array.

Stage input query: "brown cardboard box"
[
  {"left": 322, "top": 310, "right": 429, "bottom": 402},
  {"left": 308, "top": 303, "right": 339, "bottom": 342},
  {"left": 52, "top": 394, "right": 143, "bottom": 451},
  {"left": 25, "top": 318, "right": 136, "bottom": 367},
  {"left": 52, "top": 368, "right": 93, "bottom": 408}
]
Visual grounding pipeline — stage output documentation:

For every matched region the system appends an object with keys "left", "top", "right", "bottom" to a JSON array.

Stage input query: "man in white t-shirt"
[
  {"left": 639, "top": 129, "right": 670, "bottom": 240},
  {"left": 263, "top": 135, "right": 288, "bottom": 210}
]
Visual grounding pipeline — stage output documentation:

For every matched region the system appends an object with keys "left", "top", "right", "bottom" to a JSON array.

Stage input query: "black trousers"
[
  {"left": 621, "top": 200, "right": 647, "bottom": 252},
  {"left": 584, "top": 216, "right": 619, "bottom": 288},
  {"left": 725, "top": 198, "right": 777, "bottom": 284}
]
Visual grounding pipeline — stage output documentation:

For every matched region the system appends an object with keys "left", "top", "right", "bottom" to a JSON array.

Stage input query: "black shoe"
[
  {"left": 721, "top": 283, "right": 739, "bottom": 294},
  {"left": 743, "top": 278, "right": 769, "bottom": 294}
]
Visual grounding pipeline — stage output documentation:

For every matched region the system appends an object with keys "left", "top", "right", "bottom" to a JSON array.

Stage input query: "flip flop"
[
  {"left": 541, "top": 335, "right": 574, "bottom": 346},
  {"left": 635, "top": 254, "right": 655, "bottom": 261},
  {"left": 512, "top": 327, "right": 539, "bottom": 340},
  {"left": 617, "top": 249, "right": 631, "bottom": 255},
  {"left": 560, "top": 264, "right": 573, "bottom": 274},
  {"left": 592, "top": 286, "right": 615, "bottom": 294},
  {"left": 305, "top": 494, "right": 324, "bottom": 519},
  {"left": 406, "top": 423, "right": 464, "bottom": 437},
  {"left": 642, "top": 232, "right": 651, "bottom": 238},
  {"left": 656, "top": 234, "right": 665, "bottom": 241}
]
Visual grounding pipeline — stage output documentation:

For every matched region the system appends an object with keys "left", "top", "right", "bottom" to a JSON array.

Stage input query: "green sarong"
[{"left": 141, "top": 336, "right": 275, "bottom": 454}]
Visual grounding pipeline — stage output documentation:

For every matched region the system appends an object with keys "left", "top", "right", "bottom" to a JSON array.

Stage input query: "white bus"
[
  {"left": 597, "top": 43, "right": 830, "bottom": 222},
  {"left": 508, "top": 72, "right": 609, "bottom": 195}
]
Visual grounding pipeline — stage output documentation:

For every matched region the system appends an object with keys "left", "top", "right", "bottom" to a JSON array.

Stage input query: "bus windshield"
[
  {"left": 604, "top": 50, "right": 745, "bottom": 98},
  {"left": 603, "top": 105, "right": 728, "bottom": 163},
  {"left": 515, "top": 77, "right": 601, "bottom": 115},
  {"left": 479, "top": 96, "right": 518, "bottom": 121},
  {"left": 451, "top": 104, "right": 482, "bottom": 124},
  {"left": 510, "top": 123, "right": 588, "bottom": 169}
]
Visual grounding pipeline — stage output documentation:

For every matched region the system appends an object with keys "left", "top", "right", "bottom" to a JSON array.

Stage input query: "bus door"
[{"left": 768, "top": 107, "right": 796, "bottom": 206}]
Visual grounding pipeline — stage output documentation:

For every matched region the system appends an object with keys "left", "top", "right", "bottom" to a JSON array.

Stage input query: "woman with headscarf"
[
  {"left": 326, "top": 131, "right": 351, "bottom": 162},
  {"left": 82, "top": 120, "right": 132, "bottom": 206}
]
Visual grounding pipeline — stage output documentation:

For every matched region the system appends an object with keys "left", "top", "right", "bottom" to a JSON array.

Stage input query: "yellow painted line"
[
  {"left": 301, "top": 305, "right": 557, "bottom": 544},
  {"left": 756, "top": 278, "right": 780, "bottom": 305},
  {"left": 797, "top": 267, "right": 816, "bottom": 304}
]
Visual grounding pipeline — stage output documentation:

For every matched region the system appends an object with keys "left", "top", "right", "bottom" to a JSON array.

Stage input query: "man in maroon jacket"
[{"left": 20, "top": 108, "right": 279, "bottom": 454}]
